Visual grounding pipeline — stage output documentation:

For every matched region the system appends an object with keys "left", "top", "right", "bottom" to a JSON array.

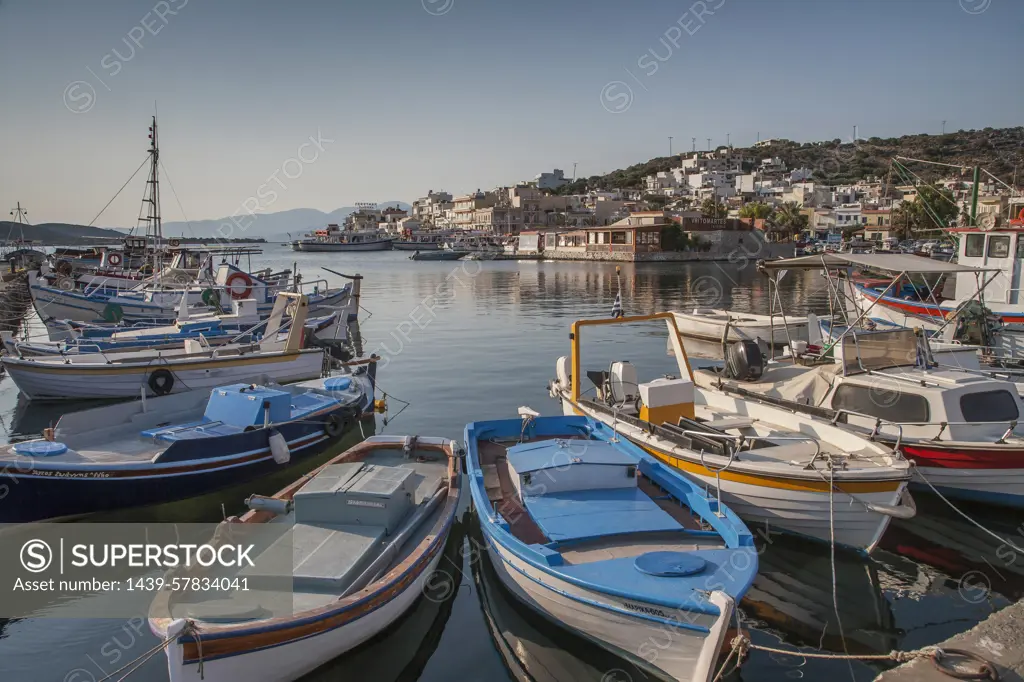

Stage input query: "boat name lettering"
[
  {"left": 32, "top": 470, "right": 112, "bottom": 479},
  {"left": 622, "top": 601, "right": 669, "bottom": 617}
]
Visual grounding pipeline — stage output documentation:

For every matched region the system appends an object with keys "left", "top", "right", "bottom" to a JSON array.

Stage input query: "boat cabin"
[{"left": 951, "top": 225, "right": 1024, "bottom": 305}]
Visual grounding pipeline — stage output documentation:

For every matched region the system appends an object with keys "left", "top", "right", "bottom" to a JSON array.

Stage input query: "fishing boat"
[
  {"left": 4, "top": 296, "right": 347, "bottom": 358},
  {"left": 670, "top": 308, "right": 816, "bottom": 346},
  {"left": 409, "top": 249, "right": 467, "bottom": 261},
  {"left": 467, "top": 412, "right": 756, "bottom": 682},
  {"left": 2, "top": 292, "right": 327, "bottom": 400},
  {"left": 740, "top": 255, "right": 1024, "bottom": 508},
  {"left": 549, "top": 313, "right": 915, "bottom": 552},
  {"left": 0, "top": 370, "right": 375, "bottom": 523},
  {"left": 392, "top": 230, "right": 450, "bottom": 251},
  {"left": 28, "top": 262, "right": 360, "bottom": 334},
  {"left": 150, "top": 434, "right": 461, "bottom": 682}
]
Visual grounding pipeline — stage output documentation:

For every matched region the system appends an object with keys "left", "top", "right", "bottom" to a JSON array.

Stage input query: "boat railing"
[{"left": 830, "top": 408, "right": 905, "bottom": 451}]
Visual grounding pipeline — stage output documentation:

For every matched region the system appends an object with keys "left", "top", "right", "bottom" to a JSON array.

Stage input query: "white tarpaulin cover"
[{"left": 759, "top": 253, "right": 994, "bottom": 274}]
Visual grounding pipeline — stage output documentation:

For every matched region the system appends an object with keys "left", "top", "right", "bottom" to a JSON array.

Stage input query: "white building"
[
  {"left": 834, "top": 203, "right": 863, "bottom": 229},
  {"left": 535, "top": 169, "right": 569, "bottom": 190}
]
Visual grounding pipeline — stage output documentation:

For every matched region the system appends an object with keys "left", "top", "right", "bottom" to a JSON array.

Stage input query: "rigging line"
[
  {"left": 893, "top": 155, "right": 972, "bottom": 170},
  {"left": 159, "top": 160, "right": 196, "bottom": 238},
  {"left": 86, "top": 156, "right": 151, "bottom": 228}
]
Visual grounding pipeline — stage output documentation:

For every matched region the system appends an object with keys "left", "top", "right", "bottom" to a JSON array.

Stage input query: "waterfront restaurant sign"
[{"left": 679, "top": 218, "right": 748, "bottom": 232}]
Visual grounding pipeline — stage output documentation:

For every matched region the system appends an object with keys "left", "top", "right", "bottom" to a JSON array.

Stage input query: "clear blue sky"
[{"left": 1, "top": 0, "right": 1021, "bottom": 227}]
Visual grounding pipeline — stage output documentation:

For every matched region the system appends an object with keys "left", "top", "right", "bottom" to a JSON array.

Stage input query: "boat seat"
[
  {"left": 587, "top": 370, "right": 609, "bottom": 400},
  {"left": 700, "top": 418, "right": 755, "bottom": 431},
  {"left": 141, "top": 420, "right": 244, "bottom": 441},
  {"left": 523, "top": 487, "right": 682, "bottom": 543}
]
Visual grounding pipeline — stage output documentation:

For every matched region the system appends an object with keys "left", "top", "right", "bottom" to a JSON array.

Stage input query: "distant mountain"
[
  {"left": 0, "top": 222, "right": 127, "bottom": 245},
  {"left": 162, "top": 202, "right": 411, "bottom": 241}
]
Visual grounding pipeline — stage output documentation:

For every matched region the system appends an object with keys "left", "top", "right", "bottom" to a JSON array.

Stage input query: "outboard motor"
[{"left": 724, "top": 340, "right": 764, "bottom": 381}]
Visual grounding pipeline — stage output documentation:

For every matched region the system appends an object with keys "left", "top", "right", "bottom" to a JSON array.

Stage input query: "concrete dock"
[{"left": 874, "top": 600, "right": 1024, "bottom": 681}]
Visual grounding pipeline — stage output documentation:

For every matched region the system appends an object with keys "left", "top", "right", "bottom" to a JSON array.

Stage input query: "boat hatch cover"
[
  {"left": 324, "top": 377, "right": 353, "bottom": 392},
  {"left": 634, "top": 551, "right": 707, "bottom": 577},
  {"left": 14, "top": 441, "right": 69, "bottom": 457}
]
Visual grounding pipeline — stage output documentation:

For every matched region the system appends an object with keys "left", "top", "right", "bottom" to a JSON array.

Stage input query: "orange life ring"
[
  {"left": 225, "top": 272, "right": 253, "bottom": 300},
  {"left": 1019, "top": 208, "right": 1024, "bottom": 222},
  {"left": 107, "top": 252, "right": 123, "bottom": 267}
]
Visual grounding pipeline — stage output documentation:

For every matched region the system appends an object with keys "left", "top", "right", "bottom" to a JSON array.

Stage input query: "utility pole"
[
  {"left": 853, "top": 125, "right": 858, "bottom": 142},
  {"left": 668, "top": 137, "right": 673, "bottom": 156},
  {"left": 727, "top": 133, "right": 730, "bottom": 148},
  {"left": 706, "top": 138, "right": 711, "bottom": 152},
  {"left": 691, "top": 137, "right": 696, "bottom": 153},
  {"left": 942, "top": 120, "right": 947, "bottom": 135},
  {"left": 572, "top": 162, "right": 577, "bottom": 182}
]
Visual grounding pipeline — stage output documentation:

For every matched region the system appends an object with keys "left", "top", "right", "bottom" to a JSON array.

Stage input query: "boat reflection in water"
[
  {"left": 741, "top": 535, "right": 897, "bottom": 656},
  {"left": 469, "top": 522, "right": 657, "bottom": 682}
]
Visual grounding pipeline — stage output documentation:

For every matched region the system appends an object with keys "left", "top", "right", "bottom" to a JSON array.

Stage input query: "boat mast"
[
  {"left": 140, "top": 116, "right": 163, "bottom": 274},
  {"left": 969, "top": 165, "right": 980, "bottom": 227},
  {"left": 6, "top": 202, "right": 28, "bottom": 251}
]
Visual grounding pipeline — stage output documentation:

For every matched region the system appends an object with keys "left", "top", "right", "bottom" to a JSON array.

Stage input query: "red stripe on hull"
[
  {"left": 861, "top": 289, "right": 1024, "bottom": 325},
  {"left": 900, "top": 442, "right": 1024, "bottom": 469}
]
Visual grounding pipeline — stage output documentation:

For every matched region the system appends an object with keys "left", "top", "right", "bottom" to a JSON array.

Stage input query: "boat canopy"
[{"left": 758, "top": 253, "right": 996, "bottom": 274}]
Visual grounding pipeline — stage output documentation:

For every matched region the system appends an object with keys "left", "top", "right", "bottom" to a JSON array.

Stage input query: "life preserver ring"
[
  {"left": 148, "top": 369, "right": 175, "bottom": 396},
  {"left": 107, "top": 252, "right": 123, "bottom": 267},
  {"left": 169, "top": 239, "right": 180, "bottom": 247},
  {"left": 102, "top": 303, "right": 124, "bottom": 323},
  {"left": 225, "top": 272, "right": 253, "bottom": 300},
  {"left": 1019, "top": 208, "right": 1024, "bottom": 222},
  {"left": 324, "top": 413, "right": 346, "bottom": 438},
  {"left": 56, "top": 260, "right": 73, "bottom": 277},
  {"left": 56, "top": 277, "right": 75, "bottom": 292}
]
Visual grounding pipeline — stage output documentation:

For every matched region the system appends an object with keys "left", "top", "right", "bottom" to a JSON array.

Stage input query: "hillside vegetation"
[{"left": 554, "top": 126, "right": 1024, "bottom": 194}]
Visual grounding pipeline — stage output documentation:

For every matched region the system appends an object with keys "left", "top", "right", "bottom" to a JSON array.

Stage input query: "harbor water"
[{"left": 0, "top": 247, "right": 1019, "bottom": 681}]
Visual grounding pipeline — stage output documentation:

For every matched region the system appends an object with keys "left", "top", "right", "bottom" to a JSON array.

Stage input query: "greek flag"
[{"left": 611, "top": 290, "right": 624, "bottom": 318}]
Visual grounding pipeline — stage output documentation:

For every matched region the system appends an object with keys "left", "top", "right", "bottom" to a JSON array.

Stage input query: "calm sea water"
[{"left": 0, "top": 247, "right": 1019, "bottom": 682}]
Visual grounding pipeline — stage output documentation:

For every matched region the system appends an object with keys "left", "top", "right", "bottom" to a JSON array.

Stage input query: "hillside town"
[{"left": 318, "top": 146, "right": 1022, "bottom": 261}]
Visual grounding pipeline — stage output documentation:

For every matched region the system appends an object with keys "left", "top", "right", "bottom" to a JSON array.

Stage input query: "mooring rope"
[{"left": 95, "top": 620, "right": 197, "bottom": 681}]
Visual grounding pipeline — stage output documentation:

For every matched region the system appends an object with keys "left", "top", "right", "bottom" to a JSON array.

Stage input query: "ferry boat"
[
  {"left": 392, "top": 230, "right": 451, "bottom": 251},
  {"left": 291, "top": 224, "right": 393, "bottom": 252}
]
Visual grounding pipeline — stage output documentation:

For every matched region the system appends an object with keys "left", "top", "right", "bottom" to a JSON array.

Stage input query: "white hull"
[
  {"left": 4, "top": 350, "right": 325, "bottom": 400},
  {"left": 912, "top": 464, "right": 1024, "bottom": 506},
  {"left": 291, "top": 240, "right": 393, "bottom": 252},
  {"left": 161, "top": 549, "right": 445, "bottom": 682},
  {"left": 483, "top": 535, "right": 734, "bottom": 682},
  {"left": 32, "top": 285, "right": 356, "bottom": 340},
  {"left": 671, "top": 310, "right": 811, "bottom": 346},
  {"left": 558, "top": 393, "right": 908, "bottom": 552}
]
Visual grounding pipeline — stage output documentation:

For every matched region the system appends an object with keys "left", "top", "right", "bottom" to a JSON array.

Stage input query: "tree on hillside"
[
  {"left": 891, "top": 185, "right": 959, "bottom": 237},
  {"left": 738, "top": 202, "right": 772, "bottom": 220},
  {"left": 700, "top": 198, "right": 728, "bottom": 219}
]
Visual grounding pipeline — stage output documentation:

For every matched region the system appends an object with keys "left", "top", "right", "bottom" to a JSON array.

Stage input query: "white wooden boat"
[
  {"left": 150, "top": 434, "right": 461, "bottom": 682},
  {"left": 670, "top": 308, "right": 814, "bottom": 346},
  {"left": 2, "top": 292, "right": 326, "bottom": 400},
  {"left": 549, "top": 313, "right": 915, "bottom": 553}
]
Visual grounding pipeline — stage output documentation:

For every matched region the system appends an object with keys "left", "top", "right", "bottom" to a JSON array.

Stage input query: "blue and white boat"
[
  {"left": 0, "top": 371, "right": 375, "bottom": 523},
  {"left": 466, "top": 414, "right": 757, "bottom": 682}
]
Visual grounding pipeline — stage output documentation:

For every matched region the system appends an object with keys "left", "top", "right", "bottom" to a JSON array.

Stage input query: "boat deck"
[{"left": 476, "top": 436, "right": 712, "bottom": 553}]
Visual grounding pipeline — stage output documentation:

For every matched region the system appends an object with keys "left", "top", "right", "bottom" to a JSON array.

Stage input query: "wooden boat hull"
[
  {"left": 482, "top": 533, "right": 735, "bottom": 682},
  {"left": 2, "top": 349, "right": 325, "bottom": 400},
  {"left": 291, "top": 240, "right": 393, "bottom": 252},
  {"left": 890, "top": 440, "right": 1024, "bottom": 507},
  {"left": 151, "top": 436, "right": 461, "bottom": 682},
  {"left": 0, "top": 409, "right": 364, "bottom": 523}
]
